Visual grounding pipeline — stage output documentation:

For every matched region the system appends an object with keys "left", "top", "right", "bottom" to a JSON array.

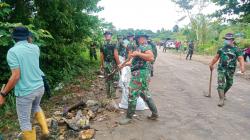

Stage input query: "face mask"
[{"left": 224, "top": 40, "right": 232, "bottom": 46}]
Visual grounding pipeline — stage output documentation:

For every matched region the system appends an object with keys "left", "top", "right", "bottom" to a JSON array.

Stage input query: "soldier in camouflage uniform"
[
  {"left": 209, "top": 33, "right": 245, "bottom": 107},
  {"left": 89, "top": 43, "right": 97, "bottom": 61},
  {"left": 100, "top": 31, "right": 120, "bottom": 98},
  {"left": 119, "top": 33, "right": 158, "bottom": 125},
  {"left": 148, "top": 39, "right": 158, "bottom": 77},
  {"left": 128, "top": 33, "right": 137, "bottom": 52},
  {"left": 186, "top": 41, "right": 194, "bottom": 60}
]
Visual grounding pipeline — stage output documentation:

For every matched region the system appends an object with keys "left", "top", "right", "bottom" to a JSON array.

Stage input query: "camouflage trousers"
[
  {"left": 217, "top": 69, "right": 235, "bottom": 94},
  {"left": 127, "top": 69, "right": 158, "bottom": 118},
  {"left": 148, "top": 62, "right": 154, "bottom": 77},
  {"left": 104, "top": 61, "right": 119, "bottom": 98}
]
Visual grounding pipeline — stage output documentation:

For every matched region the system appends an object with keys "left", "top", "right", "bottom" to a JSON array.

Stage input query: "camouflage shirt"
[
  {"left": 128, "top": 41, "right": 137, "bottom": 52},
  {"left": 117, "top": 42, "right": 128, "bottom": 58},
  {"left": 131, "top": 45, "right": 151, "bottom": 71},
  {"left": 217, "top": 45, "right": 243, "bottom": 71},
  {"left": 148, "top": 42, "right": 157, "bottom": 61},
  {"left": 100, "top": 41, "right": 116, "bottom": 62}
]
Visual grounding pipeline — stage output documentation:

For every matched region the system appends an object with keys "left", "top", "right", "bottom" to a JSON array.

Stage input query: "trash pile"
[{"left": 47, "top": 99, "right": 119, "bottom": 140}]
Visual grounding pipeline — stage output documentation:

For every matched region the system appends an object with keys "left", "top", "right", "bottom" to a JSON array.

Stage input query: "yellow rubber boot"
[
  {"left": 35, "top": 111, "right": 49, "bottom": 136},
  {"left": 22, "top": 128, "right": 36, "bottom": 140}
]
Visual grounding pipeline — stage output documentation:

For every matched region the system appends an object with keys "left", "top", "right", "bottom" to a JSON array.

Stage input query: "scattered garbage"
[
  {"left": 105, "top": 99, "right": 119, "bottom": 112},
  {"left": 98, "top": 75, "right": 104, "bottom": 78},
  {"left": 86, "top": 100, "right": 99, "bottom": 108},
  {"left": 79, "top": 129, "right": 95, "bottom": 140},
  {"left": 62, "top": 110, "right": 90, "bottom": 131},
  {"left": 54, "top": 83, "right": 64, "bottom": 91},
  {"left": 46, "top": 82, "right": 122, "bottom": 140}
]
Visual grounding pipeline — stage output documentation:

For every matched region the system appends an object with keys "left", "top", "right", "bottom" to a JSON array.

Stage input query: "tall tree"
[
  {"left": 172, "top": 0, "right": 210, "bottom": 43},
  {"left": 212, "top": 0, "right": 250, "bottom": 23}
]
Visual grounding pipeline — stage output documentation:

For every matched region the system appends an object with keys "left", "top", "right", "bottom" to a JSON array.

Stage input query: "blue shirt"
[{"left": 7, "top": 41, "right": 44, "bottom": 96}]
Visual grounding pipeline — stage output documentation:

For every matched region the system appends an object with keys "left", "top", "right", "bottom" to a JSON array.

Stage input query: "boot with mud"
[
  {"left": 119, "top": 117, "right": 132, "bottom": 125},
  {"left": 147, "top": 113, "right": 159, "bottom": 120},
  {"left": 145, "top": 98, "right": 159, "bottom": 120},
  {"left": 119, "top": 102, "right": 134, "bottom": 125},
  {"left": 218, "top": 91, "right": 225, "bottom": 107}
]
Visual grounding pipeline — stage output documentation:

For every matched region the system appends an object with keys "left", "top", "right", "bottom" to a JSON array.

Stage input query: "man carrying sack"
[{"left": 119, "top": 33, "right": 159, "bottom": 125}]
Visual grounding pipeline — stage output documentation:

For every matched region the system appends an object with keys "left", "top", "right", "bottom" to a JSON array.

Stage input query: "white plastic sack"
[{"left": 247, "top": 56, "right": 250, "bottom": 62}]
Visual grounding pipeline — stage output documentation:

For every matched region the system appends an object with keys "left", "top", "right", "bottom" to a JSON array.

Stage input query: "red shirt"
[{"left": 245, "top": 47, "right": 250, "bottom": 54}]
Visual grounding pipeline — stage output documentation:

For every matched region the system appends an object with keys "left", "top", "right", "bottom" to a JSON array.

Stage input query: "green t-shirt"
[
  {"left": 7, "top": 41, "right": 44, "bottom": 96},
  {"left": 217, "top": 45, "right": 243, "bottom": 71},
  {"left": 131, "top": 45, "right": 152, "bottom": 71}
]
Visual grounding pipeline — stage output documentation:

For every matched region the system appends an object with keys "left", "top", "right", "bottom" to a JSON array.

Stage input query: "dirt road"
[{"left": 94, "top": 50, "right": 250, "bottom": 140}]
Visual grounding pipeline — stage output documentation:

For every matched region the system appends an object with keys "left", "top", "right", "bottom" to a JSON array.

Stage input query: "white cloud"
[{"left": 98, "top": 0, "right": 219, "bottom": 32}]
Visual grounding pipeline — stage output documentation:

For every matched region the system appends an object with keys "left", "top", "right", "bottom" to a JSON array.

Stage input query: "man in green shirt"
[
  {"left": 0, "top": 27, "right": 49, "bottom": 139},
  {"left": 209, "top": 33, "right": 245, "bottom": 107},
  {"left": 100, "top": 31, "right": 120, "bottom": 98},
  {"left": 119, "top": 33, "right": 158, "bottom": 125}
]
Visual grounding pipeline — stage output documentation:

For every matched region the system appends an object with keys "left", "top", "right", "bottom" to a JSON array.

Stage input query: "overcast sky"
[{"left": 98, "top": 0, "right": 219, "bottom": 32}]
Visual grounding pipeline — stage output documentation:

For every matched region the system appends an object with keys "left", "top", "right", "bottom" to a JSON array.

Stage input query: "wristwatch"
[{"left": 0, "top": 91, "right": 7, "bottom": 97}]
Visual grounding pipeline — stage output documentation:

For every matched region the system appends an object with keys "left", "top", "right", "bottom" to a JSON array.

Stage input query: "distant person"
[
  {"left": 186, "top": 41, "right": 194, "bottom": 60},
  {"left": 89, "top": 43, "right": 97, "bottom": 61},
  {"left": 0, "top": 27, "right": 49, "bottom": 139},
  {"left": 243, "top": 45, "right": 250, "bottom": 62},
  {"left": 209, "top": 33, "right": 245, "bottom": 107},
  {"left": 163, "top": 42, "right": 167, "bottom": 53},
  {"left": 175, "top": 41, "right": 181, "bottom": 52}
]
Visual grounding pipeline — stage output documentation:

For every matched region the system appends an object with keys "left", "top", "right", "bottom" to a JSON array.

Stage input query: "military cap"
[
  {"left": 223, "top": 33, "right": 234, "bottom": 40},
  {"left": 103, "top": 31, "right": 113, "bottom": 36}
]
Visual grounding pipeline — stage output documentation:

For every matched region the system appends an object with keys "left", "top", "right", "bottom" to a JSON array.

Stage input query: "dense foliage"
[
  {"left": 0, "top": 0, "right": 104, "bottom": 87},
  {"left": 212, "top": 0, "right": 250, "bottom": 23},
  {"left": 0, "top": 1, "right": 104, "bottom": 128}
]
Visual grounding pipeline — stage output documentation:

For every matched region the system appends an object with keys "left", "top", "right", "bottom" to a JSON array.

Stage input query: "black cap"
[
  {"left": 223, "top": 33, "right": 234, "bottom": 40},
  {"left": 103, "top": 31, "right": 112, "bottom": 36},
  {"left": 12, "top": 27, "right": 30, "bottom": 41},
  {"left": 127, "top": 33, "right": 134, "bottom": 37}
]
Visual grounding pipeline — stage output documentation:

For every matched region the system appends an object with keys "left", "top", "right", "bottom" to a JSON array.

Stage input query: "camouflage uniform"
[
  {"left": 148, "top": 41, "right": 157, "bottom": 77},
  {"left": 117, "top": 41, "right": 128, "bottom": 59},
  {"left": 127, "top": 45, "right": 158, "bottom": 118},
  {"left": 186, "top": 41, "right": 194, "bottom": 60},
  {"left": 100, "top": 41, "right": 118, "bottom": 98},
  {"left": 89, "top": 45, "right": 97, "bottom": 61},
  {"left": 217, "top": 45, "right": 243, "bottom": 94},
  {"left": 128, "top": 41, "right": 137, "bottom": 52}
]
